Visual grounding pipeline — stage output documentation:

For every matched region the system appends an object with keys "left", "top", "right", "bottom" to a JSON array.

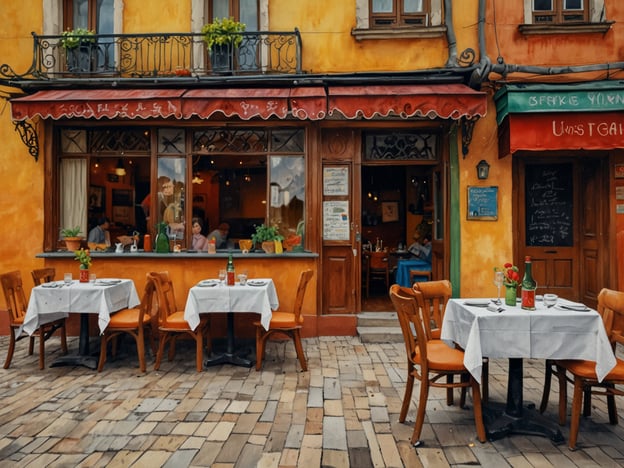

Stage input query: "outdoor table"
[
  {"left": 184, "top": 278, "right": 279, "bottom": 367},
  {"left": 22, "top": 279, "right": 140, "bottom": 369},
  {"left": 394, "top": 258, "right": 431, "bottom": 287},
  {"left": 441, "top": 297, "right": 616, "bottom": 443}
]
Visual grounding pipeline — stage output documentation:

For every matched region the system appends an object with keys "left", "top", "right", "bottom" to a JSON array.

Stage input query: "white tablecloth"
[
  {"left": 184, "top": 279, "right": 279, "bottom": 331},
  {"left": 441, "top": 298, "right": 616, "bottom": 383},
  {"left": 23, "top": 279, "right": 140, "bottom": 335}
]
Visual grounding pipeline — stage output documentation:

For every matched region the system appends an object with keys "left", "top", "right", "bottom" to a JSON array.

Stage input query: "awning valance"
[
  {"left": 10, "top": 89, "right": 186, "bottom": 120},
  {"left": 11, "top": 83, "right": 486, "bottom": 122},
  {"left": 328, "top": 84, "right": 487, "bottom": 120}
]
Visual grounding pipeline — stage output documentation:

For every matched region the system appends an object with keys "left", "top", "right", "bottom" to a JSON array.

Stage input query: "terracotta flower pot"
[
  {"left": 64, "top": 237, "right": 83, "bottom": 251},
  {"left": 261, "top": 241, "right": 275, "bottom": 254}
]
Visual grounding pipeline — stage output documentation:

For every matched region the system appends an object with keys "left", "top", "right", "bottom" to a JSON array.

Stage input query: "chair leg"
[
  {"left": 557, "top": 365, "right": 568, "bottom": 426},
  {"left": 38, "top": 327, "right": 45, "bottom": 370},
  {"left": 606, "top": 384, "right": 618, "bottom": 425},
  {"left": 136, "top": 328, "right": 146, "bottom": 372},
  {"left": 539, "top": 360, "right": 553, "bottom": 414},
  {"left": 292, "top": 329, "right": 307, "bottom": 371},
  {"left": 255, "top": 327, "right": 265, "bottom": 371},
  {"left": 446, "top": 375, "right": 454, "bottom": 406},
  {"left": 3, "top": 329, "right": 17, "bottom": 369},
  {"left": 97, "top": 333, "right": 109, "bottom": 372},
  {"left": 195, "top": 333, "right": 203, "bottom": 372},
  {"left": 411, "top": 377, "right": 430, "bottom": 445},
  {"left": 569, "top": 377, "right": 584, "bottom": 450},
  {"left": 481, "top": 360, "right": 489, "bottom": 404},
  {"left": 399, "top": 372, "right": 414, "bottom": 423},
  {"left": 28, "top": 336, "right": 35, "bottom": 356},
  {"left": 470, "top": 378, "right": 487, "bottom": 443},
  {"left": 60, "top": 322, "right": 68, "bottom": 354},
  {"left": 154, "top": 332, "right": 167, "bottom": 370}
]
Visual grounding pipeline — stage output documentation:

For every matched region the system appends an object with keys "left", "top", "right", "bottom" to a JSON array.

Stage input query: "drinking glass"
[
  {"left": 493, "top": 271, "right": 504, "bottom": 305},
  {"left": 63, "top": 272, "right": 72, "bottom": 285},
  {"left": 237, "top": 270, "right": 248, "bottom": 286},
  {"left": 218, "top": 269, "right": 226, "bottom": 286},
  {"left": 89, "top": 273, "right": 96, "bottom": 283},
  {"left": 543, "top": 293, "right": 558, "bottom": 308}
]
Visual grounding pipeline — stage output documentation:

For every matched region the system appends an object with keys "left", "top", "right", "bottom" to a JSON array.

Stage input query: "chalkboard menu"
[{"left": 525, "top": 164, "right": 573, "bottom": 247}]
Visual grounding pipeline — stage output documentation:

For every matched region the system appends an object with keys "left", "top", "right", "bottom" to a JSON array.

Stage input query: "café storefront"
[
  {"left": 9, "top": 81, "right": 487, "bottom": 337},
  {"left": 495, "top": 81, "right": 624, "bottom": 307}
]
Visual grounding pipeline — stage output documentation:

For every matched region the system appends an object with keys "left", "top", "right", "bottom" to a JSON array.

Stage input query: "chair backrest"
[
  {"left": 412, "top": 279, "right": 452, "bottom": 340},
  {"left": 389, "top": 284, "right": 428, "bottom": 370},
  {"left": 147, "top": 271, "right": 178, "bottom": 324},
  {"left": 292, "top": 269, "right": 314, "bottom": 324},
  {"left": 138, "top": 276, "right": 157, "bottom": 327},
  {"left": 597, "top": 288, "right": 624, "bottom": 349},
  {"left": 31, "top": 267, "right": 56, "bottom": 286},
  {"left": 0, "top": 270, "right": 28, "bottom": 324},
  {"left": 368, "top": 251, "right": 389, "bottom": 271}
]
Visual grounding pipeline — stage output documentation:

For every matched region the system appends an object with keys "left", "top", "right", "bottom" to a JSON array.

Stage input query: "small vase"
[
  {"left": 505, "top": 284, "right": 517, "bottom": 306},
  {"left": 261, "top": 241, "right": 275, "bottom": 254},
  {"left": 79, "top": 268, "right": 90, "bottom": 283}
]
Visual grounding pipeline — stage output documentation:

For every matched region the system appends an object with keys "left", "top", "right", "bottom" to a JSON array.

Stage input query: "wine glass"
[
  {"left": 218, "top": 269, "right": 226, "bottom": 286},
  {"left": 493, "top": 271, "right": 504, "bottom": 305}
]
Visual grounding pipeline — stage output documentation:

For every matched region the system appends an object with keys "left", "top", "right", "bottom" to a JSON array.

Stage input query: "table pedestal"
[
  {"left": 484, "top": 358, "right": 564, "bottom": 444},
  {"left": 50, "top": 314, "right": 98, "bottom": 370},
  {"left": 204, "top": 312, "right": 254, "bottom": 368}
]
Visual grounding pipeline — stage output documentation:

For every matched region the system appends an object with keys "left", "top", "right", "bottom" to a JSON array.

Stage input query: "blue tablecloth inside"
[{"left": 395, "top": 259, "right": 431, "bottom": 287}]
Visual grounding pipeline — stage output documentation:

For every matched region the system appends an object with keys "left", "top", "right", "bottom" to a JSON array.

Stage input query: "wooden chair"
[
  {"left": 149, "top": 271, "right": 210, "bottom": 372},
  {"left": 255, "top": 269, "right": 313, "bottom": 371},
  {"left": 31, "top": 267, "right": 56, "bottom": 286},
  {"left": 409, "top": 269, "right": 432, "bottom": 285},
  {"left": 1, "top": 270, "right": 67, "bottom": 369},
  {"left": 364, "top": 251, "right": 389, "bottom": 298},
  {"left": 389, "top": 284, "right": 486, "bottom": 446},
  {"left": 547, "top": 288, "right": 624, "bottom": 450},
  {"left": 97, "top": 276, "right": 157, "bottom": 372}
]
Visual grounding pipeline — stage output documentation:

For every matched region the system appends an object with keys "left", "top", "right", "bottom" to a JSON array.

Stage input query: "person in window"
[
  {"left": 157, "top": 176, "right": 185, "bottom": 239},
  {"left": 207, "top": 222, "right": 231, "bottom": 249},
  {"left": 191, "top": 217, "right": 208, "bottom": 251},
  {"left": 87, "top": 216, "right": 111, "bottom": 246},
  {"left": 408, "top": 226, "right": 432, "bottom": 263}
]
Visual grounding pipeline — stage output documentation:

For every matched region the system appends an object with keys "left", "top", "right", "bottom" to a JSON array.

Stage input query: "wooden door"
[{"left": 517, "top": 158, "right": 607, "bottom": 306}]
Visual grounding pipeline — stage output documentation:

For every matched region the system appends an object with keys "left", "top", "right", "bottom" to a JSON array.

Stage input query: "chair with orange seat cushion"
[
  {"left": 389, "top": 284, "right": 486, "bottom": 446},
  {"left": 97, "top": 275, "right": 157, "bottom": 372},
  {"left": 31, "top": 268, "right": 56, "bottom": 286},
  {"left": 549, "top": 288, "right": 624, "bottom": 450},
  {"left": 255, "top": 269, "right": 313, "bottom": 371},
  {"left": 1, "top": 270, "right": 68, "bottom": 369},
  {"left": 149, "top": 271, "right": 210, "bottom": 372}
]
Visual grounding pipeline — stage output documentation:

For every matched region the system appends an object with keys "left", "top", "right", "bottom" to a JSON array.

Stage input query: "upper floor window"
[
  {"left": 370, "top": 0, "right": 430, "bottom": 28},
  {"left": 63, "top": 0, "right": 114, "bottom": 33},
  {"left": 207, "top": 0, "right": 259, "bottom": 30},
  {"left": 532, "top": 0, "right": 588, "bottom": 24}
]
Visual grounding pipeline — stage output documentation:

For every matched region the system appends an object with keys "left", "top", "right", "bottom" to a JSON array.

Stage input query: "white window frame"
[{"left": 523, "top": 0, "right": 604, "bottom": 24}]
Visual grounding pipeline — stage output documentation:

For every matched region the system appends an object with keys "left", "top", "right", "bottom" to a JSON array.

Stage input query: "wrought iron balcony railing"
[{"left": 2, "top": 30, "right": 302, "bottom": 81}]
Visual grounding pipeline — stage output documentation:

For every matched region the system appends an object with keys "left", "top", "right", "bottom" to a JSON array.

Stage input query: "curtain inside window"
[{"left": 60, "top": 158, "right": 88, "bottom": 236}]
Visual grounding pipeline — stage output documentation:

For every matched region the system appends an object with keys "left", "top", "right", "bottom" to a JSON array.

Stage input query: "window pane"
[
  {"left": 372, "top": 0, "right": 393, "bottom": 14},
  {"left": 269, "top": 156, "right": 305, "bottom": 246},
  {"left": 533, "top": 0, "right": 553, "bottom": 11},
  {"left": 157, "top": 158, "right": 186, "bottom": 243},
  {"left": 212, "top": 0, "right": 230, "bottom": 19},
  {"left": 564, "top": 0, "right": 582, "bottom": 10},
  {"left": 72, "top": 0, "right": 89, "bottom": 29},
  {"left": 240, "top": 0, "right": 258, "bottom": 31},
  {"left": 60, "top": 158, "right": 88, "bottom": 238},
  {"left": 404, "top": 0, "right": 424, "bottom": 13}
]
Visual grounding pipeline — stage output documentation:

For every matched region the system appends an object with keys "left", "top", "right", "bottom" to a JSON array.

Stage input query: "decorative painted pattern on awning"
[
  {"left": 181, "top": 88, "right": 290, "bottom": 120},
  {"left": 10, "top": 89, "right": 186, "bottom": 120},
  {"left": 327, "top": 84, "right": 487, "bottom": 119}
]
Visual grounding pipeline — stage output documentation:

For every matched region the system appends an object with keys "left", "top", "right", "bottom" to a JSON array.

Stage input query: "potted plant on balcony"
[
  {"left": 251, "top": 224, "right": 284, "bottom": 254},
  {"left": 61, "top": 226, "right": 84, "bottom": 251},
  {"left": 201, "top": 17, "right": 245, "bottom": 73},
  {"left": 59, "top": 28, "right": 96, "bottom": 72}
]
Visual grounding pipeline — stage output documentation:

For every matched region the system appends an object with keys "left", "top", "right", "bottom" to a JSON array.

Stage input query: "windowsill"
[
  {"left": 37, "top": 250, "right": 318, "bottom": 259},
  {"left": 518, "top": 22, "right": 614, "bottom": 35},
  {"left": 351, "top": 26, "right": 447, "bottom": 41}
]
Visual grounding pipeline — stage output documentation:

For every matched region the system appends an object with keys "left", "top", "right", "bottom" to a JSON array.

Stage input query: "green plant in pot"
[
  {"left": 251, "top": 224, "right": 284, "bottom": 254},
  {"left": 61, "top": 226, "right": 83, "bottom": 251},
  {"left": 60, "top": 28, "right": 96, "bottom": 73},
  {"left": 59, "top": 28, "right": 96, "bottom": 49},
  {"left": 201, "top": 17, "right": 246, "bottom": 73}
]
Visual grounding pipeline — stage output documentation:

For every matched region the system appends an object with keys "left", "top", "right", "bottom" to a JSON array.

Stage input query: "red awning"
[
  {"left": 11, "top": 89, "right": 185, "bottom": 120},
  {"left": 328, "top": 84, "right": 487, "bottom": 120},
  {"left": 181, "top": 88, "right": 290, "bottom": 120},
  {"left": 500, "top": 112, "right": 624, "bottom": 155}
]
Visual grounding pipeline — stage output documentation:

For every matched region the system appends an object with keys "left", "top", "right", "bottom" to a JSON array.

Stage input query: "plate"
[
  {"left": 555, "top": 303, "right": 590, "bottom": 312},
  {"left": 95, "top": 279, "right": 122, "bottom": 286},
  {"left": 247, "top": 280, "right": 267, "bottom": 287},
  {"left": 199, "top": 280, "right": 219, "bottom": 287},
  {"left": 464, "top": 299, "right": 490, "bottom": 307},
  {"left": 41, "top": 282, "right": 59, "bottom": 288}
]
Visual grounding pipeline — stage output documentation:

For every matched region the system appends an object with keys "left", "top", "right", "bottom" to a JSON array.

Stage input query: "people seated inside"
[
  {"left": 408, "top": 223, "right": 432, "bottom": 263},
  {"left": 207, "top": 222, "right": 231, "bottom": 249},
  {"left": 87, "top": 216, "right": 111, "bottom": 247},
  {"left": 191, "top": 217, "right": 208, "bottom": 251}
]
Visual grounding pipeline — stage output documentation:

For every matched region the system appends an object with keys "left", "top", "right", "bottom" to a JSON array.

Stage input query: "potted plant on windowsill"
[
  {"left": 61, "top": 226, "right": 84, "bottom": 251},
  {"left": 201, "top": 17, "right": 246, "bottom": 73},
  {"left": 251, "top": 224, "right": 284, "bottom": 254},
  {"left": 59, "top": 28, "right": 96, "bottom": 72}
]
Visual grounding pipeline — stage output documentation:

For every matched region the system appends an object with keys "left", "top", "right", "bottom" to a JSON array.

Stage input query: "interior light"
[{"left": 115, "top": 158, "right": 126, "bottom": 176}]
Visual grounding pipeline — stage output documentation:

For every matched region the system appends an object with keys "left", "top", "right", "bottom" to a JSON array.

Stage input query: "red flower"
[{"left": 495, "top": 263, "right": 519, "bottom": 287}]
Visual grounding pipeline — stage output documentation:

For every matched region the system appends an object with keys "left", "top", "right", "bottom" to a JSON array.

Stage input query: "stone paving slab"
[{"left": 0, "top": 336, "right": 623, "bottom": 467}]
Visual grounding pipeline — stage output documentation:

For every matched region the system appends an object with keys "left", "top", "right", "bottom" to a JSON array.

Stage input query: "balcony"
[{"left": 4, "top": 31, "right": 303, "bottom": 82}]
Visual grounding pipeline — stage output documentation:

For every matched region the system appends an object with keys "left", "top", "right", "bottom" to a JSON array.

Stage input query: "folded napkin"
[
  {"left": 41, "top": 282, "right": 59, "bottom": 288},
  {"left": 557, "top": 302, "right": 590, "bottom": 312},
  {"left": 247, "top": 280, "right": 267, "bottom": 287},
  {"left": 487, "top": 303, "right": 505, "bottom": 313},
  {"left": 95, "top": 279, "right": 122, "bottom": 286}
]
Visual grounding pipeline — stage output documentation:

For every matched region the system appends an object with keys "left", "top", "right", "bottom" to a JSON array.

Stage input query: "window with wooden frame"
[
  {"left": 63, "top": 0, "right": 114, "bottom": 33},
  {"left": 370, "top": 0, "right": 431, "bottom": 28},
  {"left": 207, "top": 0, "right": 259, "bottom": 30},
  {"left": 532, "top": 0, "right": 588, "bottom": 24}
]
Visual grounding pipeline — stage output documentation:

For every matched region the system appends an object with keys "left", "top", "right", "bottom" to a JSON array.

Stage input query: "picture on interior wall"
[
  {"left": 381, "top": 201, "right": 399, "bottom": 222},
  {"left": 89, "top": 185, "right": 103, "bottom": 209}
]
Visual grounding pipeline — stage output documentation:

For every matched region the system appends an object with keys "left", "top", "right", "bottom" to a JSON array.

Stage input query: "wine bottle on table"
[
  {"left": 521, "top": 256, "right": 537, "bottom": 310},
  {"left": 226, "top": 252, "right": 235, "bottom": 286}
]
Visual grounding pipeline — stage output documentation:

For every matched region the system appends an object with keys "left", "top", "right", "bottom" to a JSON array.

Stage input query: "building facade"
[{"left": 0, "top": 0, "right": 622, "bottom": 337}]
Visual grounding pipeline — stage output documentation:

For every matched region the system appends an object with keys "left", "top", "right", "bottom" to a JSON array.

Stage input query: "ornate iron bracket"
[
  {"left": 14, "top": 120, "right": 39, "bottom": 161},
  {"left": 461, "top": 116, "right": 479, "bottom": 157}
]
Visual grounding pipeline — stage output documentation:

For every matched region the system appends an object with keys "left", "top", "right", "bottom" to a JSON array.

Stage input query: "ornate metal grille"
[
  {"left": 192, "top": 128, "right": 304, "bottom": 154},
  {"left": 363, "top": 131, "right": 438, "bottom": 161}
]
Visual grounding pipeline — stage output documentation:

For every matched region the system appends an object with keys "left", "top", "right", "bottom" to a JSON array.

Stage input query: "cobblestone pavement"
[{"left": 0, "top": 335, "right": 622, "bottom": 467}]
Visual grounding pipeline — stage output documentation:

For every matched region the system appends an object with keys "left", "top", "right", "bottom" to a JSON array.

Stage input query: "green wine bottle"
[
  {"left": 226, "top": 252, "right": 235, "bottom": 286},
  {"left": 521, "top": 256, "right": 536, "bottom": 310}
]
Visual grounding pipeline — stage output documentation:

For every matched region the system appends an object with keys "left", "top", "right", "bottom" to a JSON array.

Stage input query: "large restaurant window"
[{"left": 55, "top": 126, "right": 305, "bottom": 251}]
